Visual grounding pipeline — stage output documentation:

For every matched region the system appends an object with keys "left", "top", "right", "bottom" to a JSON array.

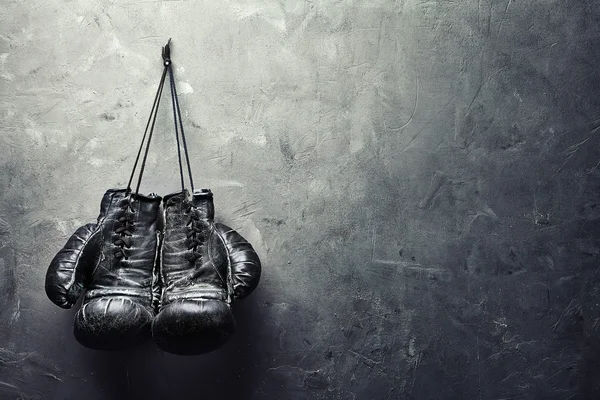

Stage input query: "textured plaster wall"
[{"left": 1, "top": 0, "right": 600, "bottom": 399}]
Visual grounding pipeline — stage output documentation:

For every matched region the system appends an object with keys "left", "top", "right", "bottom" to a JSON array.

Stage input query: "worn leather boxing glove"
[
  {"left": 152, "top": 189, "right": 261, "bottom": 355},
  {"left": 45, "top": 189, "right": 162, "bottom": 350}
]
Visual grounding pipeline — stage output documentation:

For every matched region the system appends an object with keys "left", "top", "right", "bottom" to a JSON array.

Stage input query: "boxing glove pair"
[{"left": 45, "top": 187, "right": 261, "bottom": 354}]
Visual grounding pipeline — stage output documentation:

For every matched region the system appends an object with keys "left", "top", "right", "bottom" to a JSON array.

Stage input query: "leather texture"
[
  {"left": 45, "top": 189, "right": 162, "bottom": 350},
  {"left": 152, "top": 189, "right": 261, "bottom": 355}
]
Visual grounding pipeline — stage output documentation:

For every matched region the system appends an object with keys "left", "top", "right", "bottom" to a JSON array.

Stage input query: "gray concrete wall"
[{"left": 1, "top": 0, "right": 600, "bottom": 399}]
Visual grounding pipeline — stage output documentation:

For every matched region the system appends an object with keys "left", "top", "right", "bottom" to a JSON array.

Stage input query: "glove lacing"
[
  {"left": 185, "top": 203, "right": 204, "bottom": 262},
  {"left": 114, "top": 198, "right": 134, "bottom": 260}
]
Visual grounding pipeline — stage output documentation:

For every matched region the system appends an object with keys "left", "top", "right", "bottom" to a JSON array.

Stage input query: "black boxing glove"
[
  {"left": 152, "top": 189, "right": 261, "bottom": 355},
  {"left": 45, "top": 189, "right": 162, "bottom": 350}
]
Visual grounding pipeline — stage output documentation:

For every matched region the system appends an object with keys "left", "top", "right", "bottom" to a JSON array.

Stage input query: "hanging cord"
[
  {"left": 131, "top": 41, "right": 172, "bottom": 196},
  {"left": 126, "top": 64, "right": 168, "bottom": 194},
  {"left": 166, "top": 47, "right": 195, "bottom": 193},
  {"left": 125, "top": 39, "right": 194, "bottom": 197},
  {"left": 164, "top": 41, "right": 186, "bottom": 194},
  {"left": 134, "top": 66, "right": 167, "bottom": 196}
]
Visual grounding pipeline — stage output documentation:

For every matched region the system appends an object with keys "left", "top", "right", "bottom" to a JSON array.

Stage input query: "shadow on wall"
[{"left": 55, "top": 297, "right": 264, "bottom": 400}]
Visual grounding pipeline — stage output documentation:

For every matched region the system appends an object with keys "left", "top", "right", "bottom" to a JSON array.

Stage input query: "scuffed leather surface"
[
  {"left": 82, "top": 189, "right": 161, "bottom": 306},
  {"left": 45, "top": 189, "right": 161, "bottom": 350},
  {"left": 74, "top": 297, "right": 154, "bottom": 351},
  {"left": 153, "top": 189, "right": 261, "bottom": 354},
  {"left": 152, "top": 299, "right": 236, "bottom": 355},
  {"left": 159, "top": 190, "right": 227, "bottom": 306}
]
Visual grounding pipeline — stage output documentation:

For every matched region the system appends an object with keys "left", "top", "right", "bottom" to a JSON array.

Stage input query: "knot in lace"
[
  {"left": 185, "top": 203, "right": 204, "bottom": 262},
  {"left": 114, "top": 199, "right": 134, "bottom": 260}
]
